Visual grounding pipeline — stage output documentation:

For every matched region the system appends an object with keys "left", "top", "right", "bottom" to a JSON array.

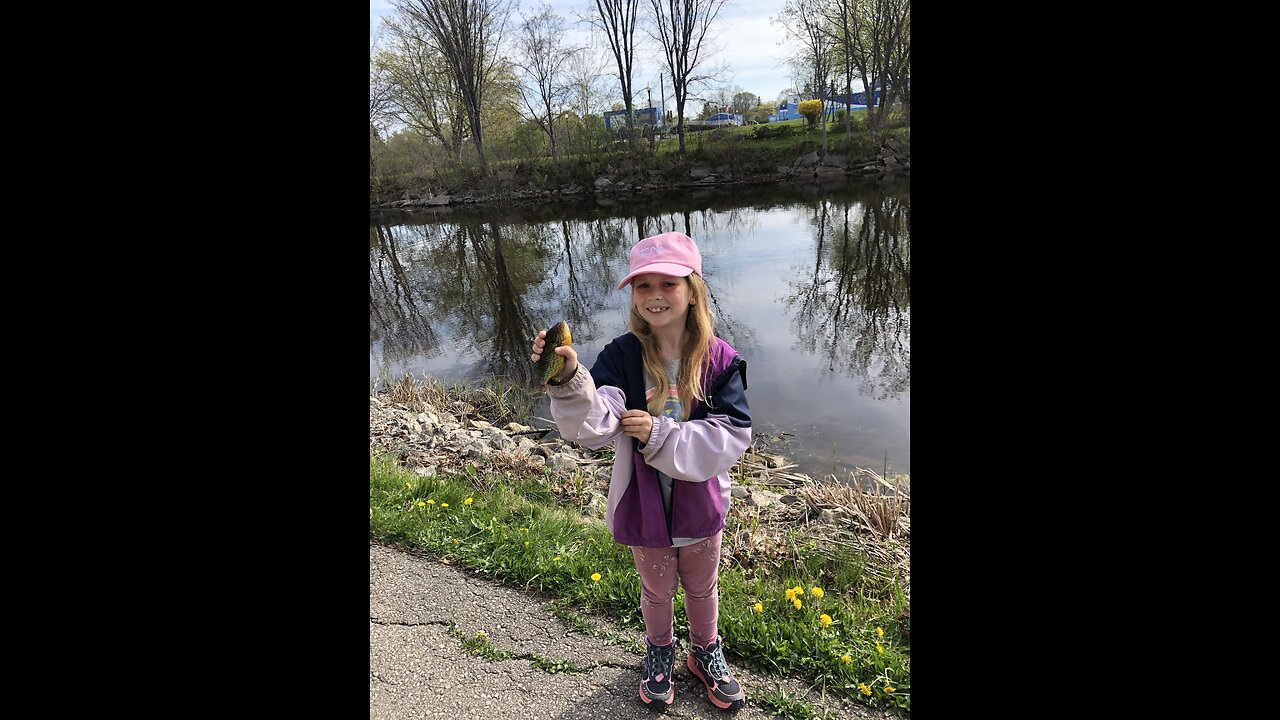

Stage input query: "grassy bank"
[
  {"left": 369, "top": 448, "right": 911, "bottom": 713},
  {"left": 370, "top": 111, "right": 908, "bottom": 204}
]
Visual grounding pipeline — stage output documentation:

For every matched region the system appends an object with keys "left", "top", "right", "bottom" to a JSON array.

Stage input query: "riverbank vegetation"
[
  {"left": 370, "top": 0, "right": 909, "bottom": 205},
  {"left": 370, "top": 375, "right": 911, "bottom": 714}
]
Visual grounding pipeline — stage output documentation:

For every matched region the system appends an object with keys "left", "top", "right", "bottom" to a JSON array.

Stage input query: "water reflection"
[
  {"left": 369, "top": 223, "right": 442, "bottom": 367},
  {"left": 785, "top": 188, "right": 910, "bottom": 400},
  {"left": 370, "top": 179, "right": 910, "bottom": 476}
]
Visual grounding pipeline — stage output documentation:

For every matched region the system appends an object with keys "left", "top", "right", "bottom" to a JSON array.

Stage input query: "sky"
[{"left": 370, "top": 0, "right": 802, "bottom": 111}]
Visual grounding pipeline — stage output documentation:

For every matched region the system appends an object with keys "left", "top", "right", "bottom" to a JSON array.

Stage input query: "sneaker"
[
  {"left": 639, "top": 637, "right": 676, "bottom": 706},
  {"left": 686, "top": 635, "right": 745, "bottom": 710}
]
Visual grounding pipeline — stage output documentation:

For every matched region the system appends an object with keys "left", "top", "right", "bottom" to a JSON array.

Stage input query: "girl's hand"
[
  {"left": 530, "top": 330, "right": 578, "bottom": 383},
  {"left": 621, "top": 409, "right": 653, "bottom": 442}
]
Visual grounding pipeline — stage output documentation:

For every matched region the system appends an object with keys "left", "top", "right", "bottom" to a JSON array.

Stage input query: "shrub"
[{"left": 797, "top": 99, "right": 823, "bottom": 127}]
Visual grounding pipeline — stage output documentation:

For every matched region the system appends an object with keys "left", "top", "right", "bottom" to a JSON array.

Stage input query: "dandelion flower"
[
  {"left": 417, "top": 501, "right": 426, "bottom": 507},
  {"left": 427, "top": 499, "right": 435, "bottom": 505},
  {"left": 876, "top": 641, "right": 884, "bottom": 653},
  {"left": 524, "top": 541, "right": 531, "bottom": 547},
  {"left": 405, "top": 482, "right": 413, "bottom": 489},
  {"left": 453, "top": 539, "right": 459, "bottom": 545},
  {"left": 464, "top": 497, "right": 473, "bottom": 505},
  {"left": 476, "top": 631, "right": 486, "bottom": 637},
  {"left": 521, "top": 528, "right": 528, "bottom": 533},
  {"left": 820, "top": 614, "right": 833, "bottom": 626},
  {"left": 875, "top": 626, "right": 884, "bottom": 637},
  {"left": 441, "top": 503, "right": 449, "bottom": 509},
  {"left": 859, "top": 683, "right": 871, "bottom": 697},
  {"left": 793, "top": 598, "right": 803, "bottom": 609},
  {"left": 753, "top": 602, "right": 763, "bottom": 613},
  {"left": 591, "top": 572, "right": 602, "bottom": 582},
  {"left": 841, "top": 654, "right": 852, "bottom": 665},
  {"left": 794, "top": 586, "right": 805, "bottom": 596},
  {"left": 785, "top": 588, "right": 797, "bottom": 601},
  {"left": 553, "top": 556, "right": 562, "bottom": 562},
  {"left": 811, "top": 586, "right": 824, "bottom": 598},
  {"left": 884, "top": 686, "right": 895, "bottom": 693}
]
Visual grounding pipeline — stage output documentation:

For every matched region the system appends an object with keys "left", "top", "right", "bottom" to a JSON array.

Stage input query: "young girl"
[{"left": 530, "top": 231, "right": 751, "bottom": 711}]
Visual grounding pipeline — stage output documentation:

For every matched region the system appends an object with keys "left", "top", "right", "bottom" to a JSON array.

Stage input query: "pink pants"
[{"left": 630, "top": 532, "right": 722, "bottom": 647}]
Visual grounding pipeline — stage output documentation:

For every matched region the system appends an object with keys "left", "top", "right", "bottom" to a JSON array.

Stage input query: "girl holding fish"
[{"left": 530, "top": 231, "right": 751, "bottom": 711}]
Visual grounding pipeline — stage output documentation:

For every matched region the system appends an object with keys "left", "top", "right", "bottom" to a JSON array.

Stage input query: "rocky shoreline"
[
  {"left": 372, "top": 139, "right": 909, "bottom": 212},
  {"left": 370, "top": 392, "right": 909, "bottom": 597}
]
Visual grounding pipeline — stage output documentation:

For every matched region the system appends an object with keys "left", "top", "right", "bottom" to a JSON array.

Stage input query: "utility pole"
[
  {"left": 660, "top": 72, "right": 667, "bottom": 125},
  {"left": 646, "top": 83, "right": 654, "bottom": 151}
]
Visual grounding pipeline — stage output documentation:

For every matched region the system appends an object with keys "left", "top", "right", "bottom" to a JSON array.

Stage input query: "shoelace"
[
  {"left": 701, "top": 644, "right": 731, "bottom": 680},
  {"left": 648, "top": 643, "right": 675, "bottom": 674}
]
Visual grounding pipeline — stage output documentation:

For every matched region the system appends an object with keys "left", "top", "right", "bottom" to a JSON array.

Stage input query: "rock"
[
  {"left": 689, "top": 166, "right": 713, "bottom": 179},
  {"left": 414, "top": 466, "right": 438, "bottom": 478},
  {"left": 546, "top": 453, "right": 579, "bottom": 475},
  {"left": 778, "top": 494, "right": 801, "bottom": 506},
  {"left": 730, "top": 484, "right": 750, "bottom": 499},
  {"left": 505, "top": 422, "right": 534, "bottom": 434},
  {"left": 593, "top": 177, "right": 613, "bottom": 190},
  {"left": 470, "top": 419, "right": 493, "bottom": 430}
]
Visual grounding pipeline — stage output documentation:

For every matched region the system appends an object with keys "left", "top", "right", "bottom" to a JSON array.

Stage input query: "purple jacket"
[{"left": 547, "top": 333, "right": 751, "bottom": 547}]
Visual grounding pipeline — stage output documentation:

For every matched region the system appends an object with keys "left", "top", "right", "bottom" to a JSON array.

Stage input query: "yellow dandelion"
[
  {"left": 553, "top": 556, "right": 562, "bottom": 562},
  {"left": 811, "top": 586, "right": 824, "bottom": 598},
  {"left": 476, "top": 630, "right": 486, "bottom": 637},
  {"left": 591, "top": 572, "right": 602, "bottom": 582},
  {"left": 876, "top": 641, "right": 884, "bottom": 653},
  {"left": 794, "top": 586, "right": 805, "bottom": 596},
  {"left": 521, "top": 528, "right": 528, "bottom": 533},
  {"left": 875, "top": 626, "right": 884, "bottom": 637},
  {"left": 453, "top": 539, "right": 459, "bottom": 545},
  {"left": 524, "top": 541, "right": 531, "bottom": 547},
  {"left": 859, "top": 683, "right": 871, "bottom": 697},
  {"left": 841, "top": 654, "right": 852, "bottom": 665},
  {"left": 464, "top": 497, "right": 473, "bottom": 505},
  {"left": 417, "top": 500, "right": 426, "bottom": 507},
  {"left": 427, "top": 499, "right": 435, "bottom": 505},
  {"left": 793, "top": 598, "right": 803, "bottom": 609},
  {"left": 785, "top": 588, "right": 797, "bottom": 601},
  {"left": 820, "top": 614, "right": 833, "bottom": 626},
  {"left": 753, "top": 602, "right": 763, "bottom": 613},
  {"left": 884, "top": 686, "right": 895, "bottom": 693},
  {"left": 405, "top": 482, "right": 413, "bottom": 489},
  {"left": 441, "top": 503, "right": 449, "bottom": 509}
]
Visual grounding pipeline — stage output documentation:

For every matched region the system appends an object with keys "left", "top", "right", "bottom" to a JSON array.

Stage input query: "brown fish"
[{"left": 535, "top": 321, "right": 573, "bottom": 385}]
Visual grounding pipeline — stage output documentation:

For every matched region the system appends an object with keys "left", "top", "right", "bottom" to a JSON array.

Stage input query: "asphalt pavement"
[{"left": 370, "top": 542, "right": 883, "bottom": 720}]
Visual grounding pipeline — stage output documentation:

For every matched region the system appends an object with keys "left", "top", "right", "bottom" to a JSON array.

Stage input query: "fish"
[{"left": 535, "top": 320, "right": 572, "bottom": 385}]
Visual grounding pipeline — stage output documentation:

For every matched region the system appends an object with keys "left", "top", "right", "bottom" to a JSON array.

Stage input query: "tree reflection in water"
[{"left": 784, "top": 189, "right": 910, "bottom": 400}]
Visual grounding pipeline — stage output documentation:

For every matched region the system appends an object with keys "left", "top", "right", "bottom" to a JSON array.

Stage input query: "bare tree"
[
  {"left": 825, "top": 0, "right": 856, "bottom": 142},
  {"left": 881, "top": 0, "right": 910, "bottom": 122},
  {"left": 378, "top": 11, "right": 470, "bottom": 162},
  {"left": 649, "top": 0, "right": 730, "bottom": 153},
  {"left": 779, "top": 0, "right": 834, "bottom": 156},
  {"left": 513, "top": 4, "right": 579, "bottom": 160},
  {"left": 843, "top": 0, "right": 909, "bottom": 130},
  {"left": 397, "top": 0, "right": 512, "bottom": 174},
  {"left": 563, "top": 46, "right": 611, "bottom": 118},
  {"left": 583, "top": 0, "right": 641, "bottom": 141}
]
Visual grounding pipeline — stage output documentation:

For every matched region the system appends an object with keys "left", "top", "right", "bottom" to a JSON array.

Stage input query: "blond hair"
[{"left": 627, "top": 273, "right": 715, "bottom": 419}]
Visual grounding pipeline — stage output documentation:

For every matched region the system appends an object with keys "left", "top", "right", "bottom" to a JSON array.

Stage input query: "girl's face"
[{"left": 631, "top": 273, "right": 692, "bottom": 330}]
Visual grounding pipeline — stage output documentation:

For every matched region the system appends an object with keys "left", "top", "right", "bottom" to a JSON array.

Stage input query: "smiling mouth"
[{"left": 645, "top": 306, "right": 670, "bottom": 314}]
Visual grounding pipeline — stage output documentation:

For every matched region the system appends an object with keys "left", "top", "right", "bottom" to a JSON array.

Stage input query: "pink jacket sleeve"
[
  {"left": 639, "top": 412, "right": 752, "bottom": 483},
  {"left": 545, "top": 365, "right": 626, "bottom": 451}
]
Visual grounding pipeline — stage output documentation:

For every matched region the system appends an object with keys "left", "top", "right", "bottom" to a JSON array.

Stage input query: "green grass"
[
  {"left": 754, "top": 684, "right": 836, "bottom": 720},
  {"left": 371, "top": 450, "right": 910, "bottom": 713}
]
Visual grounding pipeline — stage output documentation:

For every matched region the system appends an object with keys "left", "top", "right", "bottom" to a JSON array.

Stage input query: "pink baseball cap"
[{"left": 616, "top": 232, "right": 703, "bottom": 290}]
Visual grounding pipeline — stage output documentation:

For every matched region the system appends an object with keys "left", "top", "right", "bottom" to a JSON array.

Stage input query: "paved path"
[{"left": 370, "top": 542, "right": 883, "bottom": 720}]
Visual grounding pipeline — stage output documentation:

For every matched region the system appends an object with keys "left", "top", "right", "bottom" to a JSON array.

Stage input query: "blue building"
[
  {"left": 768, "top": 92, "right": 803, "bottom": 123},
  {"left": 603, "top": 106, "right": 664, "bottom": 132}
]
